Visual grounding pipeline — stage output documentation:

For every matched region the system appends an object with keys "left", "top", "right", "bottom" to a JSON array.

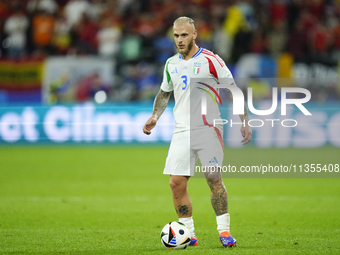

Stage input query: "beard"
[{"left": 177, "top": 37, "right": 194, "bottom": 56}]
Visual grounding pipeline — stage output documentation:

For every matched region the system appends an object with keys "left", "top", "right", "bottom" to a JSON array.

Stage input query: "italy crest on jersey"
[{"left": 193, "top": 62, "right": 201, "bottom": 75}]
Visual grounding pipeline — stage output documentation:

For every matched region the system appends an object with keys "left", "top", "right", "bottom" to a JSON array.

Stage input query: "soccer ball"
[{"left": 160, "top": 221, "right": 191, "bottom": 249}]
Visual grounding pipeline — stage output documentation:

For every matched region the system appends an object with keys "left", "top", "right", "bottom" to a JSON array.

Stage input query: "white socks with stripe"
[
  {"left": 216, "top": 213, "right": 230, "bottom": 234},
  {"left": 179, "top": 216, "right": 195, "bottom": 237}
]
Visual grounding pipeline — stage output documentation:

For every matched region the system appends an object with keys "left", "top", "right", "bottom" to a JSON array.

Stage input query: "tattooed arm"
[
  {"left": 224, "top": 85, "right": 252, "bottom": 145},
  {"left": 143, "top": 89, "right": 172, "bottom": 135}
]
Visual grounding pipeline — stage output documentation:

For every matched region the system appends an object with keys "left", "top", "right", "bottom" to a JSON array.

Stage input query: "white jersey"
[{"left": 161, "top": 47, "right": 234, "bottom": 134}]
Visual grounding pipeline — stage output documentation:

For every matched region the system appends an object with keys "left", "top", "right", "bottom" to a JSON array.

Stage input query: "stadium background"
[
  {"left": 0, "top": 0, "right": 339, "bottom": 146},
  {"left": 0, "top": 0, "right": 340, "bottom": 254}
]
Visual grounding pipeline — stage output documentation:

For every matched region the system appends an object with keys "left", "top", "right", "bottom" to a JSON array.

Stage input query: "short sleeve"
[
  {"left": 160, "top": 59, "right": 173, "bottom": 92},
  {"left": 214, "top": 55, "right": 233, "bottom": 79},
  {"left": 214, "top": 56, "right": 235, "bottom": 86}
]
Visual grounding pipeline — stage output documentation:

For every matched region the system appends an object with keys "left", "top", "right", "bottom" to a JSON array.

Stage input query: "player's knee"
[
  {"left": 206, "top": 177, "right": 223, "bottom": 191},
  {"left": 169, "top": 177, "right": 187, "bottom": 196}
]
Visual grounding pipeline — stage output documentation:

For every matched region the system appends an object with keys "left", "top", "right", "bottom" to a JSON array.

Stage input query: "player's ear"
[{"left": 193, "top": 30, "right": 197, "bottom": 40}]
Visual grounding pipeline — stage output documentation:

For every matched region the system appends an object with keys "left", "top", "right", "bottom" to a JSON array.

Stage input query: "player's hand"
[
  {"left": 241, "top": 124, "right": 252, "bottom": 145},
  {"left": 143, "top": 117, "right": 157, "bottom": 135}
]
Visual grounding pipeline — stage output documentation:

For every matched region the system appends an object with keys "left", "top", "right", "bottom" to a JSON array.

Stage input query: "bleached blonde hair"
[{"left": 173, "top": 16, "right": 195, "bottom": 31}]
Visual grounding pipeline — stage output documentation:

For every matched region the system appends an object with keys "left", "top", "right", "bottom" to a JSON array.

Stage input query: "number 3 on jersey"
[{"left": 181, "top": 75, "right": 188, "bottom": 90}]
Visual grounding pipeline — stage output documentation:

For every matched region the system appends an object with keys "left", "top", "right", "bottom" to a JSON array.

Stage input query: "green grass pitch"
[{"left": 0, "top": 146, "right": 339, "bottom": 254}]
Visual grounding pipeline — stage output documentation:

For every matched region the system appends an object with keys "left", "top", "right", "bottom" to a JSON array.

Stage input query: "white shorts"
[{"left": 163, "top": 127, "right": 224, "bottom": 176}]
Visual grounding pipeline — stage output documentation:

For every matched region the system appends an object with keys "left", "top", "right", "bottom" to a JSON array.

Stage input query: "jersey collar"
[{"left": 179, "top": 47, "right": 203, "bottom": 59}]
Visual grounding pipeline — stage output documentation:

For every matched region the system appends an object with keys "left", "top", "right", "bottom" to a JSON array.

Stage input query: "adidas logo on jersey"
[
  {"left": 171, "top": 67, "right": 178, "bottom": 74},
  {"left": 209, "top": 157, "right": 218, "bottom": 164}
]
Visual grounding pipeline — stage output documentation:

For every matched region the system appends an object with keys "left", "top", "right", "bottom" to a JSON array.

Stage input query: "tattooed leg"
[
  {"left": 169, "top": 175, "right": 192, "bottom": 218},
  {"left": 205, "top": 169, "right": 228, "bottom": 216}
]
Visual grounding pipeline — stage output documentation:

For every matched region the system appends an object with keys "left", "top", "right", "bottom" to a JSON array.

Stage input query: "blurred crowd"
[{"left": 0, "top": 0, "right": 340, "bottom": 101}]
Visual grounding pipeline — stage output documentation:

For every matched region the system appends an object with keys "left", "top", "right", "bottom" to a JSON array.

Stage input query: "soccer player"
[{"left": 143, "top": 17, "right": 252, "bottom": 248}]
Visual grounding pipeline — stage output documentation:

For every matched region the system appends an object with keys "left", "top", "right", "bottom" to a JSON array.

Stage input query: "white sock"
[
  {"left": 216, "top": 213, "right": 230, "bottom": 234},
  {"left": 178, "top": 216, "right": 195, "bottom": 237}
]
